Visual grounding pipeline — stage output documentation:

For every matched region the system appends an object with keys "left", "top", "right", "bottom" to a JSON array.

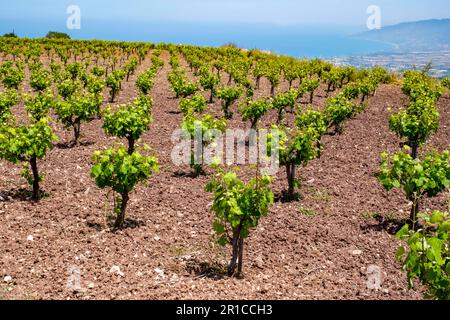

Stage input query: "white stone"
[
  {"left": 3, "top": 275, "right": 12, "bottom": 283},
  {"left": 109, "top": 265, "right": 124, "bottom": 277},
  {"left": 27, "top": 235, "right": 34, "bottom": 241}
]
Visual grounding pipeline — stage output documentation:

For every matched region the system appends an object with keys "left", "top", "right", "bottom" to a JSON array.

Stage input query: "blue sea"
[{"left": 0, "top": 19, "right": 393, "bottom": 58}]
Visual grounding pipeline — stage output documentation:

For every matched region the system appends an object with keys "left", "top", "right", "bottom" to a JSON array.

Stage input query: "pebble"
[
  {"left": 4, "top": 275, "right": 12, "bottom": 283},
  {"left": 109, "top": 265, "right": 125, "bottom": 277},
  {"left": 350, "top": 249, "right": 363, "bottom": 255},
  {"left": 27, "top": 235, "right": 34, "bottom": 241}
]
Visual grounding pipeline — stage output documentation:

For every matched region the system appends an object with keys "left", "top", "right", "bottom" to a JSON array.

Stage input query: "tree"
[
  {"left": 240, "top": 98, "right": 271, "bottom": 130},
  {"left": 390, "top": 71, "right": 441, "bottom": 159},
  {"left": 91, "top": 146, "right": 158, "bottom": 230},
  {"left": 298, "top": 79, "right": 319, "bottom": 104},
  {"left": 2, "top": 31, "right": 18, "bottom": 38},
  {"left": 216, "top": 86, "right": 242, "bottom": 119},
  {"left": 66, "top": 62, "right": 82, "bottom": 81},
  {"left": 30, "top": 68, "right": 52, "bottom": 92},
  {"left": 1, "top": 65, "right": 24, "bottom": 89},
  {"left": 268, "top": 122, "right": 323, "bottom": 199},
  {"left": 58, "top": 79, "right": 80, "bottom": 100},
  {"left": 0, "top": 118, "right": 57, "bottom": 200},
  {"left": 106, "top": 74, "right": 121, "bottom": 102},
  {"left": 168, "top": 70, "right": 198, "bottom": 98},
  {"left": 179, "top": 94, "right": 207, "bottom": 115},
  {"left": 45, "top": 31, "right": 70, "bottom": 39},
  {"left": 266, "top": 62, "right": 281, "bottom": 96},
  {"left": 136, "top": 72, "right": 155, "bottom": 95},
  {"left": 55, "top": 93, "right": 101, "bottom": 146},
  {"left": 395, "top": 209, "right": 450, "bottom": 300},
  {"left": 0, "top": 90, "right": 19, "bottom": 124},
  {"left": 325, "top": 93, "right": 354, "bottom": 135},
  {"left": 206, "top": 167, "right": 273, "bottom": 277},
  {"left": 379, "top": 148, "right": 450, "bottom": 227},
  {"left": 442, "top": 77, "right": 450, "bottom": 90},
  {"left": 102, "top": 97, "right": 152, "bottom": 154},
  {"left": 199, "top": 69, "right": 220, "bottom": 103},
  {"left": 389, "top": 101, "right": 439, "bottom": 159},
  {"left": 24, "top": 91, "right": 53, "bottom": 122},
  {"left": 181, "top": 114, "right": 227, "bottom": 176},
  {"left": 272, "top": 89, "right": 298, "bottom": 124}
]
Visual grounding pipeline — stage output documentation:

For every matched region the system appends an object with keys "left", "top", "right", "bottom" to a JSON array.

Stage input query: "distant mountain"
[{"left": 354, "top": 19, "right": 450, "bottom": 52}]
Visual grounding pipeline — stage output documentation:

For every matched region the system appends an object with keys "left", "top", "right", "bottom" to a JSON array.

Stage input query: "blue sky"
[{"left": 1, "top": 0, "right": 449, "bottom": 26}]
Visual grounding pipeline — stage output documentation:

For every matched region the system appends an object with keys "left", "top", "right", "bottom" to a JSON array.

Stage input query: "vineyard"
[{"left": 0, "top": 37, "right": 449, "bottom": 300}]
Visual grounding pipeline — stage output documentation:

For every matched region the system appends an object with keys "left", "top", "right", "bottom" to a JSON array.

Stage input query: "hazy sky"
[{"left": 1, "top": 0, "right": 449, "bottom": 26}]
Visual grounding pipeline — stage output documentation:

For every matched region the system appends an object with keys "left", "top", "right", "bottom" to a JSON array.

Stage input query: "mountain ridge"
[{"left": 353, "top": 18, "right": 450, "bottom": 52}]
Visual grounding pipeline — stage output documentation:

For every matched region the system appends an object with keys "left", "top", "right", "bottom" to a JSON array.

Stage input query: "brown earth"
[{"left": 0, "top": 52, "right": 449, "bottom": 300}]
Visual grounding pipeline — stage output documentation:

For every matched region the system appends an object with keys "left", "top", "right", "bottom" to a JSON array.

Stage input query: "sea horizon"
[{"left": 0, "top": 19, "right": 394, "bottom": 59}]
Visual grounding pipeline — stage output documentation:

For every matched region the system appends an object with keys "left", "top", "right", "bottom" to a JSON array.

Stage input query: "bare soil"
[{"left": 0, "top": 52, "right": 449, "bottom": 300}]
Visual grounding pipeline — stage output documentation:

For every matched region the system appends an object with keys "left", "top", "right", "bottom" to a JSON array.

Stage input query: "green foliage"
[
  {"left": 272, "top": 89, "right": 298, "bottom": 124},
  {"left": 50, "top": 63, "right": 62, "bottom": 82},
  {"left": 267, "top": 119, "right": 323, "bottom": 197},
  {"left": 0, "top": 89, "right": 19, "bottom": 124},
  {"left": 181, "top": 114, "right": 227, "bottom": 175},
  {"left": 389, "top": 101, "right": 439, "bottom": 150},
  {"left": 391, "top": 70, "right": 441, "bottom": 158},
  {"left": 298, "top": 79, "right": 319, "bottom": 103},
  {"left": 168, "top": 70, "right": 198, "bottom": 98},
  {"left": 342, "top": 83, "right": 361, "bottom": 100},
  {"left": 181, "top": 114, "right": 227, "bottom": 140},
  {"left": 45, "top": 31, "right": 70, "bottom": 39},
  {"left": 379, "top": 148, "right": 450, "bottom": 223},
  {"left": 295, "top": 110, "right": 328, "bottom": 138},
  {"left": 57, "top": 79, "right": 80, "bottom": 99},
  {"left": 199, "top": 69, "right": 220, "bottom": 102},
  {"left": 324, "top": 93, "right": 354, "bottom": 134},
  {"left": 106, "top": 74, "right": 121, "bottom": 102},
  {"left": 136, "top": 72, "right": 154, "bottom": 95},
  {"left": 0, "top": 117, "right": 57, "bottom": 199},
  {"left": 66, "top": 62, "right": 82, "bottom": 81},
  {"left": 30, "top": 68, "right": 52, "bottom": 92},
  {"left": 402, "top": 71, "right": 442, "bottom": 103},
  {"left": 91, "top": 66, "right": 105, "bottom": 77},
  {"left": 124, "top": 58, "right": 138, "bottom": 80},
  {"left": 216, "top": 86, "right": 242, "bottom": 119},
  {"left": 91, "top": 146, "right": 159, "bottom": 194},
  {"left": 396, "top": 210, "right": 450, "bottom": 300},
  {"left": 240, "top": 98, "right": 272, "bottom": 129},
  {"left": 179, "top": 94, "right": 207, "bottom": 115},
  {"left": 442, "top": 77, "right": 450, "bottom": 90},
  {"left": 24, "top": 91, "right": 53, "bottom": 121},
  {"left": 0, "top": 117, "right": 56, "bottom": 162},
  {"left": 102, "top": 97, "right": 152, "bottom": 153},
  {"left": 86, "top": 76, "right": 105, "bottom": 95},
  {"left": 91, "top": 145, "right": 159, "bottom": 229},
  {"left": 1, "top": 65, "right": 24, "bottom": 89},
  {"left": 206, "top": 167, "right": 273, "bottom": 276},
  {"left": 2, "top": 31, "right": 18, "bottom": 38},
  {"left": 55, "top": 92, "right": 101, "bottom": 145}
]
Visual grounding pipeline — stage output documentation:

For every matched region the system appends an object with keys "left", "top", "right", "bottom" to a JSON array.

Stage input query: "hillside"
[
  {"left": 0, "top": 38, "right": 449, "bottom": 300},
  {"left": 354, "top": 19, "right": 450, "bottom": 52}
]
